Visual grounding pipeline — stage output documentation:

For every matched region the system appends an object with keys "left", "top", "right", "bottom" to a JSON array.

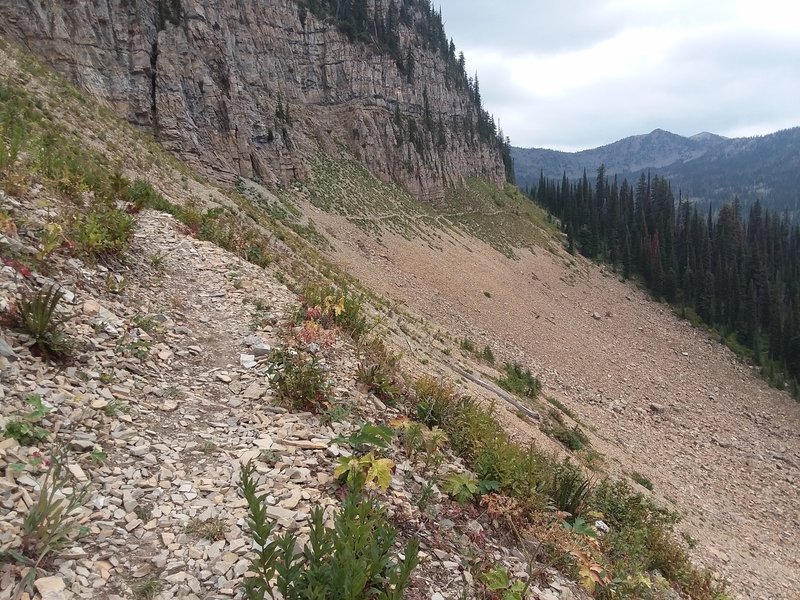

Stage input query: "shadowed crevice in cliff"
[{"left": 150, "top": 36, "right": 159, "bottom": 134}]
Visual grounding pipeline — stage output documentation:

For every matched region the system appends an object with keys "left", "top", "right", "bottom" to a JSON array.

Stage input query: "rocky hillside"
[
  {"left": 0, "top": 0, "right": 508, "bottom": 200},
  {"left": 2, "top": 16, "right": 799, "bottom": 600},
  {"left": 0, "top": 42, "right": 585, "bottom": 600},
  {"left": 0, "top": 37, "right": 762, "bottom": 600},
  {"left": 513, "top": 128, "right": 800, "bottom": 212}
]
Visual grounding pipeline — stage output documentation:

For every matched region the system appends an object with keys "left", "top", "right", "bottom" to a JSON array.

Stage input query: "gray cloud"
[{"left": 437, "top": 1, "right": 800, "bottom": 150}]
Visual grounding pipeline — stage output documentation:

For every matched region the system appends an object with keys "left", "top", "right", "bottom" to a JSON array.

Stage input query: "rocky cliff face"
[{"left": 0, "top": 0, "right": 506, "bottom": 200}]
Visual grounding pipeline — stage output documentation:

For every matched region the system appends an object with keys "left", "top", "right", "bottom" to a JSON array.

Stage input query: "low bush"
[
  {"left": 413, "top": 376, "right": 549, "bottom": 509},
  {"left": 630, "top": 471, "right": 654, "bottom": 491},
  {"left": 18, "top": 286, "right": 71, "bottom": 357},
  {"left": 67, "top": 202, "right": 134, "bottom": 260},
  {"left": 267, "top": 349, "right": 330, "bottom": 413},
  {"left": 543, "top": 411, "right": 589, "bottom": 451},
  {"left": 298, "top": 282, "right": 369, "bottom": 338},
  {"left": 356, "top": 338, "right": 404, "bottom": 405},
  {"left": 496, "top": 362, "right": 541, "bottom": 400},
  {"left": 482, "top": 344, "right": 495, "bottom": 363},
  {"left": 239, "top": 462, "right": 419, "bottom": 599}
]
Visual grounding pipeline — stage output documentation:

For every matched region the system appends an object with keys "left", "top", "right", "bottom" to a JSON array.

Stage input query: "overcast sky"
[{"left": 436, "top": 0, "right": 800, "bottom": 151}]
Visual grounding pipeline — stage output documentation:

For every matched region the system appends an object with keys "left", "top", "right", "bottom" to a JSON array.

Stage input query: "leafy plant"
[
  {"left": 298, "top": 282, "right": 369, "bottom": 338},
  {"left": 322, "top": 401, "right": 355, "bottom": 425},
  {"left": 37, "top": 222, "right": 64, "bottom": 261},
  {"left": 416, "top": 481, "right": 436, "bottom": 512},
  {"left": 4, "top": 394, "right": 51, "bottom": 446},
  {"left": 630, "top": 471, "right": 654, "bottom": 491},
  {"left": 102, "top": 398, "right": 128, "bottom": 417},
  {"left": 442, "top": 473, "right": 500, "bottom": 504},
  {"left": 239, "top": 461, "right": 419, "bottom": 599},
  {"left": 334, "top": 423, "right": 394, "bottom": 452},
  {"left": 481, "top": 565, "right": 527, "bottom": 600},
  {"left": 4, "top": 420, "right": 48, "bottom": 446},
  {"left": 496, "top": 362, "right": 541, "bottom": 400},
  {"left": 88, "top": 449, "right": 108, "bottom": 465},
  {"left": 423, "top": 426, "right": 448, "bottom": 455},
  {"left": 18, "top": 285, "right": 70, "bottom": 356},
  {"left": 562, "top": 516, "right": 597, "bottom": 538},
  {"left": 392, "top": 417, "right": 447, "bottom": 473},
  {"left": 395, "top": 419, "right": 425, "bottom": 456},
  {"left": 334, "top": 453, "right": 395, "bottom": 491},
  {"left": 267, "top": 349, "right": 330, "bottom": 413},
  {"left": 7, "top": 446, "right": 89, "bottom": 593},
  {"left": 442, "top": 472, "right": 478, "bottom": 504}
]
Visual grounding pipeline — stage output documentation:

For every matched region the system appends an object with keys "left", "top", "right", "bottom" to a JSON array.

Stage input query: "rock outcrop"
[{"left": 0, "top": 0, "right": 507, "bottom": 199}]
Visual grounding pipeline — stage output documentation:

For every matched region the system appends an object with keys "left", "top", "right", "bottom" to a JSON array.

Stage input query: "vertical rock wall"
[{"left": 0, "top": 0, "right": 506, "bottom": 200}]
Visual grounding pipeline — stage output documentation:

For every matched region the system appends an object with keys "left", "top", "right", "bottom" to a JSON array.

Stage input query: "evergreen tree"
[{"left": 528, "top": 166, "right": 800, "bottom": 398}]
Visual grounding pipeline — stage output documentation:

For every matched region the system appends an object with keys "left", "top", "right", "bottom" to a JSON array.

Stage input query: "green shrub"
[
  {"left": 298, "top": 282, "right": 369, "bottom": 338},
  {"left": 544, "top": 422, "right": 589, "bottom": 451},
  {"left": 481, "top": 344, "right": 495, "bottom": 363},
  {"left": 413, "top": 376, "right": 549, "bottom": 508},
  {"left": 18, "top": 286, "right": 71, "bottom": 356},
  {"left": 546, "top": 396, "right": 577, "bottom": 420},
  {"left": 69, "top": 202, "right": 134, "bottom": 259},
  {"left": 411, "top": 376, "right": 728, "bottom": 599},
  {"left": 630, "top": 471, "right": 654, "bottom": 491},
  {"left": 267, "top": 349, "right": 329, "bottom": 413},
  {"left": 496, "top": 362, "right": 541, "bottom": 399},
  {"left": 542, "top": 409, "right": 588, "bottom": 451},
  {"left": 9, "top": 445, "right": 89, "bottom": 594},
  {"left": 356, "top": 339, "right": 404, "bottom": 405},
  {"left": 587, "top": 479, "right": 729, "bottom": 598},
  {"left": 239, "top": 462, "right": 419, "bottom": 599},
  {"left": 4, "top": 394, "right": 51, "bottom": 446}
]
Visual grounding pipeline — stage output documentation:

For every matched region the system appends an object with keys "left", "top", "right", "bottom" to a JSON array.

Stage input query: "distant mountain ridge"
[{"left": 513, "top": 127, "right": 800, "bottom": 212}]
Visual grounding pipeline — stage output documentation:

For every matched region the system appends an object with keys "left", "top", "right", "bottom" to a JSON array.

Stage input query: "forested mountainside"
[
  {"left": 0, "top": 0, "right": 512, "bottom": 200},
  {"left": 533, "top": 168, "right": 800, "bottom": 399},
  {"left": 514, "top": 127, "right": 800, "bottom": 214}
]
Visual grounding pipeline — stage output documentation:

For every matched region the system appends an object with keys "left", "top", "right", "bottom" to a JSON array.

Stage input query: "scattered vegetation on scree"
[
  {"left": 496, "top": 362, "right": 541, "bottom": 400},
  {"left": 411, "top": 376, "right": 729, "bottom": 600},
  {"left": 0, "top": 38, "right": 730, "bottom": 600}
]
